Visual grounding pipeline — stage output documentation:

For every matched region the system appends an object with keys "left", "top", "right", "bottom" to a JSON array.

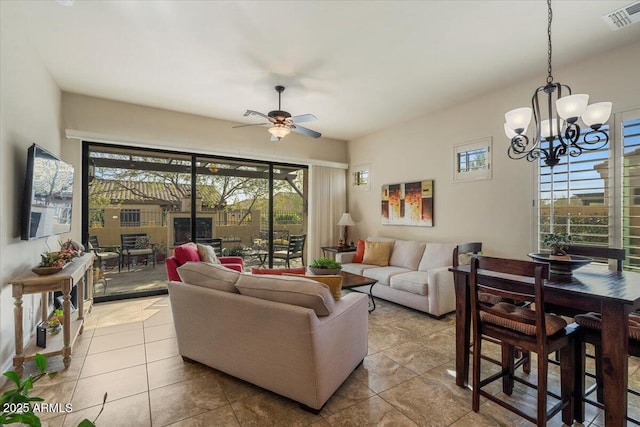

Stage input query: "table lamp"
[{"left": 337, "top": 213, "right": 355, "bottom": 247}]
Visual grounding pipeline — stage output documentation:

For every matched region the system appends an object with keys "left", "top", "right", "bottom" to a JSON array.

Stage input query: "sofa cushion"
[
  {"left": 250, "top": 267, "right": 306, "bottom": 275},
  {"left": 174, "top": 243, "right": 201, "bottom": 265},
  {"left": 235, "top": 274, "right": 335, "bottom": 316},
  {"left": 418, "top": 242, "right": 458, "bottom": 272},
  {"left": 363, "top": 266, "right": 412, "bottom": 286},
  {"left": 390, "top": 271, "right": 430, "bottom": 296},
  {"left": 177, "top": 262, "right": 240, "bottom": 293},
  {"left": 352, "top": 240, "right": 365, "bottom": 263},
  {"left": 341, "top": 263, "right": 379, "bottom": 276},
  {"left": 284, "top": 274, "right": 343, "bottom": 300},
  {"left": 363, "top": 241, "right": 393, "bottom": 267},
  {"left": 196, "top": 243, "right": 220, "bottom": 264},
  {"left": 389, "top": 240, "right": 426, "bottom": 270}
]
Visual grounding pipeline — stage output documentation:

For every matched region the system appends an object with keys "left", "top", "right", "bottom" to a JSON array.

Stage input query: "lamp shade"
[
  {"left": 505, "top": 107, "right": 532, "bottom": 134},
  {"left": 556, "top": 94, "right": 589, "bottom": 122},
  {"left": 540, "top": 118, "right": 565, "bottom": 139},
  {"left": 581, "top": 102, "right": 612, "bottom": 128},
  {"left": 337, "top": 213, "right": 355, "bottom": 226},
  {"left": 268, "top": 126, "right": 291, "bottom": 139}
]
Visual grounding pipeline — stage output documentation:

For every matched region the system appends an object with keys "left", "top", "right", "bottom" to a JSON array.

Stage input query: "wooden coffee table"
[{"left": 340, "top": 271, "right": 377, "bottom": 312}]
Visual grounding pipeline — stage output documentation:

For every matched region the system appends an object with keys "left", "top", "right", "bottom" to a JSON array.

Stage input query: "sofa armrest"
[
  {"left": 426, "top": 266, "right": 456, "bottom": 317},
  {"left": 335, "top": 252, "right": 355, "bottom": 263}
]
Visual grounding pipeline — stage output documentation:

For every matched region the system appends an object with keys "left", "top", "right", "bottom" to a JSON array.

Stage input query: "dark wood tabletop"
[{"left": 449, "top": 263, "right": 640, "bottom": 427}]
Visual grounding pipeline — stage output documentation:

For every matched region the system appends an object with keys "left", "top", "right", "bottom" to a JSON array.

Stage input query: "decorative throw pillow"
[
  {"left": 283, "top": 274, "right": 343, "bottom": 300},
  {"left": 177, "top": 261, "right": 240, "bottom": 293},
  {"left": 196, "top": 243, "right": 220, "bottom": 264},
  {"left": 235, "top": 274, "right": 335, "bottom": 316},
  {"left": 352, "top": 240, "right": 365, "bottom": 263},
  {"left": 363, "top": 241, "right": 393, "bottom": 267},
  {"left": 134, "top": 236, "right": 150, "bottom": 249}
]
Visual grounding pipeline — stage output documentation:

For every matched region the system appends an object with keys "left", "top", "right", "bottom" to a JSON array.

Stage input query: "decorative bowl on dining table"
[{"left": 527, "top": 253, "right": 592, "bottom": 276}]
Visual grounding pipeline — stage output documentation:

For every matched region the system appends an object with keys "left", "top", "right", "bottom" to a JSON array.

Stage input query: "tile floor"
[{"left": 4, "top": 294, "right": 636, "bottom": 426}]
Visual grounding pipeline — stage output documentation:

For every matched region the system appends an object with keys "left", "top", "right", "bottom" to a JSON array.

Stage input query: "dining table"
[{"left": 449, "top": 263, "right": 640, "bottom": 427}]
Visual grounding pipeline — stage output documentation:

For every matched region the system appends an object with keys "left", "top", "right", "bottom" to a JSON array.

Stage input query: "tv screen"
[{"left": 21, "top": 144, "right": 74, "bottom": 240}]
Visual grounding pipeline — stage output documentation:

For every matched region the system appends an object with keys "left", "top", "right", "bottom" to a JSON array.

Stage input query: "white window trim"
[{"left": 453, "top": 137, "right": 492, "bottom": 183}]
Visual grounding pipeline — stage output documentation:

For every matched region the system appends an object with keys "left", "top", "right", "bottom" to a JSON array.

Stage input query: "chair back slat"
[
  {"left": 565, "top": 245, "right": 625, "bottom": 272},
  {"left": 121, "top": 233, "right": 149, "bottom": 249}
]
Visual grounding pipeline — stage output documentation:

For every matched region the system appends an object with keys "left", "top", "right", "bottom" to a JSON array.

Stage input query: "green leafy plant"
[
  {"left": 309, "top": 257, "right": 342, "bottom": 270},
  {"left": 0, "top": 353, "right": 106, "bottom": 427},
  {"left": 543, "top": 232, "right": 573, "bottom": 256}
]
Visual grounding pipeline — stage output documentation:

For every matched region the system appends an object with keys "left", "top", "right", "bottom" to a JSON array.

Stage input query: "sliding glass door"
[{"left": 83, "top": 142, "right": 307, "bottom": 301}]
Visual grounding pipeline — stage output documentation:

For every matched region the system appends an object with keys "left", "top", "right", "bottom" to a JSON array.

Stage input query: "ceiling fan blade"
[
  {"left": 291, "top": 125, "right": 321, "bottom": 138},
  {"left": 243, "top": 110, "right": 271, "bottom": 120},
  {"left": 232, "top": 122, "right": 270, "bottom": 128},
  {"left": 291, "top": 113, "right": 317, "bottom": 124}
]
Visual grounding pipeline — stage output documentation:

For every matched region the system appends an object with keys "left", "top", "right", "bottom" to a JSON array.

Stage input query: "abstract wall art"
[{"left": 381, "top": 180, "right": 433, "bottom": 227}]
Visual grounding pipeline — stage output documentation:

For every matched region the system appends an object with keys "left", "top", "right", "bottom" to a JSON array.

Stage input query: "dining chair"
[
  {"left": 273, "top": 234, "right": 306, "bottom": 267},
  {"left": 565, "top": 245, "right": 625, "bottom": 272},
  {"left": 573, "top": 312, "right": 640, "bottom": 424},
  {"left": 470, "top": 255, "right": 577, "bottom": 425}
]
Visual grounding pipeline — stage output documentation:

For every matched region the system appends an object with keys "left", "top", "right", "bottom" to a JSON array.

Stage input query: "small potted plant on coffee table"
[{"left": 308, "top": 257, "right": 342, "bottom": 275}]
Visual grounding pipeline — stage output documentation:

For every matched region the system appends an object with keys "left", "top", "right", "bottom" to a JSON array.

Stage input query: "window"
[
  {"left": 537, "top": 108, "right": 640, "bottom": 271},
  {"left": 454, "top": 138, "right": 492, "bottom": 182},
  {"left": 351, "top": 163, "right": 370, "bottom": 191},
  {"left": 120, "top": 209, "right": 141, "bottom": 227}
]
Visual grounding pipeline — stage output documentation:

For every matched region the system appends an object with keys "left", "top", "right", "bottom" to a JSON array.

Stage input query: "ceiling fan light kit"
[
  {"left": 504, "top": 0, "right": 611, "bottom": 168},
  {"left": 233, "top": 85, "right": 321, "bottom": 141}
]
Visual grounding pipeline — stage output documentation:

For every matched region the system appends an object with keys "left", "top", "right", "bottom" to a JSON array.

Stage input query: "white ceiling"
[{"left": 8, "top": 0, "right": 640, "bottom": 141}]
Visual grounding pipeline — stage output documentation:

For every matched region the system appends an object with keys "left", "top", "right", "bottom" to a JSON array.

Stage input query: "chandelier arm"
[{"left": 578, "top": 130, "right": 610, "bottom": 151}]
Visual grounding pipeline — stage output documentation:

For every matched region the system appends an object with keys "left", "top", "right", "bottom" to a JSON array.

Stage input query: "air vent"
[{"left": 603, "top": 1, "right": 640, "bottom": 30}]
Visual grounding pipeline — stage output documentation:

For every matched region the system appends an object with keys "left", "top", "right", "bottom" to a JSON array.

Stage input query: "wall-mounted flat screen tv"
[{"left": 21, "top": 144, "right": 74, "bottom": 240}]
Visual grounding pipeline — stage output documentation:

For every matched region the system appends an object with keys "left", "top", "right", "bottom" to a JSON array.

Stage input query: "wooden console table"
[{"left": 11, "top": 252, "right": 94, "bottom": 374}]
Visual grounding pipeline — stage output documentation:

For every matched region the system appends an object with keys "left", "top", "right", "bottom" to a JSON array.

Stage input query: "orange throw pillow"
[{"left": 352, "top": 240, "right": 365, "bottom": 263}]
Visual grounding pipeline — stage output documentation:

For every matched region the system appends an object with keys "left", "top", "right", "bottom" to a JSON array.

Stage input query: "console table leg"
[{"left": 13, "top": 295, "right": 24, "bottom": 375}]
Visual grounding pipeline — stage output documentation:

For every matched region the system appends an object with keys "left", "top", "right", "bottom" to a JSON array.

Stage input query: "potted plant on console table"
[{"left": 308, "top": 257, "right": 342, "bottom": 275}]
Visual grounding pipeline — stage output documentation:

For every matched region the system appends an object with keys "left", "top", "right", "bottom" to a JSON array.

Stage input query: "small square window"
[
  {"left": 352, "top": 163, "right": 371, "bottom": 191},
  {"left": 453, "top": 138, "right": 492, "bottom": 183}
]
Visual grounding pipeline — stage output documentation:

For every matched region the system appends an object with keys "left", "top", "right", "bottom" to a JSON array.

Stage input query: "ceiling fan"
[{"left": 233, "top": 85, "right": 321, "bottom": 141}]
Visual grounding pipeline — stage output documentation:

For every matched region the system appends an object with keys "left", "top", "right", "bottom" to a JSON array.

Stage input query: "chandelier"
[{"left": 504, "top": 0, "right": 612, "bottom": 168}]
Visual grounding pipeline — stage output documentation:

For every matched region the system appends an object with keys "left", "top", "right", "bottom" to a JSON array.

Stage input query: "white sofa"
[
  {"left": 168, "top": 262, "right": 368, "bottom": 411},
  {"left": 336, "top": 237, "right": 459, "bottom": 318}
]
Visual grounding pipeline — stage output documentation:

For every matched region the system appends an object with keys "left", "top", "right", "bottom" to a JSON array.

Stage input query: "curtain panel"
[{"left": 307, "top": 165, "right": 347, "bottom": 261}]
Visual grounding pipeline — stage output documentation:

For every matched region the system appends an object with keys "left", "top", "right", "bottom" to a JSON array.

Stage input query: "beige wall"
[
  {"left": 0, "top": 2, "right": 66, "bottom": 372},
  {"left": 347, "top": 41, "right": 640, "bottom": 258}
]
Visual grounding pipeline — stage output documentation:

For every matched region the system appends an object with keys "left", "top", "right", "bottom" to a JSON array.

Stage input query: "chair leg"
[
  {"left": 595, "top": 343, "right": 604, "bottom": 403},
  {"left": 472, "top": 331, "right": 482, "bottom": 412},
  {"left": 501, "top": 343, "right": 514, "bottom": 395},
  {"left": 537, "top": 349, "right": 549, "bottom": 425},
  {"left": 560, "top": 341, "right": 576, "bottom": 426},
  {"left": 574, "top": 340, "right": 586, "bottom": 423}
]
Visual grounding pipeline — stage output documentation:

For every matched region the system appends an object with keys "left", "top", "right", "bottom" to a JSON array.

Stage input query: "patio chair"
[
  {"left": 273, "top": 234, "right": 306, "bottom": 268},
  {"left": 120, "top": 233, "right": 156, "bottom": 271},
  {"left": 88, "top": 235, "right": 121, "bottom": 272}
]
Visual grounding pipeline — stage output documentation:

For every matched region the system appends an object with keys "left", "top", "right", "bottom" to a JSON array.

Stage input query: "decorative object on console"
[
  {"left": 308, "top": 257, "right": 342, "bottom": 275},
  {"left": 381, "top": 180, "right": 433, "bottom": 227},
  {"left": 337, "top": 212, "right": 355, "bottom": 246},
  {"left": 504, "top": 0, "right": 611, "bottom": 168},
  {"left": 233, "top": 85, "right": 321, "bottom": 141}
]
